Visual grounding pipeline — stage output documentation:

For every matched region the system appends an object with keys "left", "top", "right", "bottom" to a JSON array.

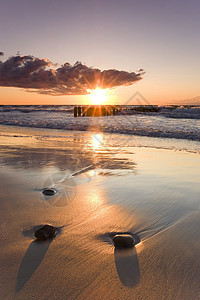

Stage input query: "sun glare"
[{"left": 88, "top": 88, "right": 108, "bottom": 105}]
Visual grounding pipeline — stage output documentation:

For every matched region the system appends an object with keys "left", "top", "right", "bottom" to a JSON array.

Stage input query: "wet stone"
[
  {"left": 42, "top": 188, "right": 56, "bottom": 196},
  {"left": 35, "top": 225, "right": 56, "bottom": 241},
  {"left": 113, "top": 234, "right": 135, "bottom": 248}
]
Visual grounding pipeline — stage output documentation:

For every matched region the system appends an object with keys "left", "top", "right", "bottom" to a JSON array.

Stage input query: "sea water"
[{"left": 0, "top": 105, "right": 200, "bottom": 154}]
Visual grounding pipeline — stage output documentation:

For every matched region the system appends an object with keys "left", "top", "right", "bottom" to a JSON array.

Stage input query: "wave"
[
  {"left": 0, "top": 105, "right": 74, "bottom": 114},
  {"left": 0, "top": 114, "right": 200, "bottom": 143},
  {"left": 1, "top": 105, "right": 200, "bottom": 119},
  {"left": 158, "top": 106, "right": 200, "bottom": 119}
]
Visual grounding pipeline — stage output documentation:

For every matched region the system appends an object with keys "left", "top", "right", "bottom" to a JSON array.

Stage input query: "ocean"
[{"left": 0, "top": 105, "right": 200, "bottom": 154}]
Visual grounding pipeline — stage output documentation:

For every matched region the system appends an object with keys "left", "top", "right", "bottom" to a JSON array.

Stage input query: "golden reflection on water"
[
  {"left": 91, "top": 133, "right": 104, "bottom": 152},
  {"left": 0, "top": 129, "right": 136, "bottom": 175},
  {"left": 84, "top": 133, "right": 106, "bottom": 153},
  {"left": 84, "top": 133, "right": 105, "bottom": 166}
]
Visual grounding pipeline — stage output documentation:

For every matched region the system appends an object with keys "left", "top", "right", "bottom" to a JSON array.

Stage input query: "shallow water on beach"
[{"left": 0, "top": 125, "right": 199, "bottom": 242}]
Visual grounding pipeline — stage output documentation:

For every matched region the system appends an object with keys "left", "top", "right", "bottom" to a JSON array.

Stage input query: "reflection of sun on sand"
[{"left": 0, "top": 126, "right": 200, "bottom": 299}]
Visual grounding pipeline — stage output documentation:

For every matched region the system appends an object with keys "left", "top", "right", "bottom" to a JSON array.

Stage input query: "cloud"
[
  {"left": 0, "top": 54, "right": 145, "bottom": 95},
  {"left": 0, "top": 52, "right": 4, "bottom": 56}
]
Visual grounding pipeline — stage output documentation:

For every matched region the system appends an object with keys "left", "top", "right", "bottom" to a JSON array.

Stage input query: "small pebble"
[
  {"left": 35, "top": 225, "right": 55, "bottom": 241},
  {"left": 42, "top": 188, "right": 56, "bottom": 196},
  {"left": 113, "top": 234, "right": 135, "bottom": 248}
]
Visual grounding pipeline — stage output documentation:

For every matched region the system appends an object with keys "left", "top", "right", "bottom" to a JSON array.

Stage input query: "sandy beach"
[{"left": 0, "top": 125, "right": 200, "bottom": 300}]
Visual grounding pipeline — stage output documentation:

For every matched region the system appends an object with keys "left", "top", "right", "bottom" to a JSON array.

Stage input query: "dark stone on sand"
[
  {"left": 34, "top": 225, "right": 56, "bottom": 241},
  {"left": 42, "top": 188, "right": 56, "bottom": 196},
  {"left": 113, "top": 234, "right": 135, "bottom": 248}
]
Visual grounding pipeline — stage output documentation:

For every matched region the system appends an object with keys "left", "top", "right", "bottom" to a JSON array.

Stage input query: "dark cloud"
[
  {"left": 0, "top": 54, "right": 145, "bottom": 95},
  {"left": 0, "top": 52, "right": 4, "bottom": 56}
]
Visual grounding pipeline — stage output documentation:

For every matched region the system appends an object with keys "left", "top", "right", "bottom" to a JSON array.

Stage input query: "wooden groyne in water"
[
  {"left": 73, "top": 105, "right": 160, "bottom": 117},
  {"left": 74, "top": 105, "right": 118, "bottom": 117}
]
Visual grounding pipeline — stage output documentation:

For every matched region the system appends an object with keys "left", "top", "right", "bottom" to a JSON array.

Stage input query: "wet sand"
[{"left": 0, "top": 125, "right": 200, "bottom": 300}]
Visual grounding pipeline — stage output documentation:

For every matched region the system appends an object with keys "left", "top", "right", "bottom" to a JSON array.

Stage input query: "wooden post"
[
  {"left": 74, "top": 106, "right": 78, "bottom": 117},
  {"left": 74, "top": 105, "right": 117, "bottom": 117},
  {"left": 78, "top": 106, "right": 82, "bottom": 117},
  {"left": 87, "top": 106, "right": 93, "bottom": 116},
  {"left": 82, "top": 106, "right": 86, "bottom": 116}
]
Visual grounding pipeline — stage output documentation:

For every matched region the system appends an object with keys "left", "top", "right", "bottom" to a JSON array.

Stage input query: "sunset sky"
[{"left": 0, "top": 0, "right": 199, "bottom": 105}]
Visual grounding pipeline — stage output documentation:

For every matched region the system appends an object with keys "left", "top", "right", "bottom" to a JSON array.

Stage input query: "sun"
[{"left": 88, "top": 88, "right": 108, "bottom": 105}]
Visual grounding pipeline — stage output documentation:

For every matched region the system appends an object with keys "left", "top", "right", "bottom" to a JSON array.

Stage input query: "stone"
[
  {"left": 42, "top": 188, "right": 56, "bottom": 196},
  {"left": 113, "top": 234, "right": 135, "bottom": 248},
  {"left": 35, "top": 225, "right": 56, "bottom": 241}
]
